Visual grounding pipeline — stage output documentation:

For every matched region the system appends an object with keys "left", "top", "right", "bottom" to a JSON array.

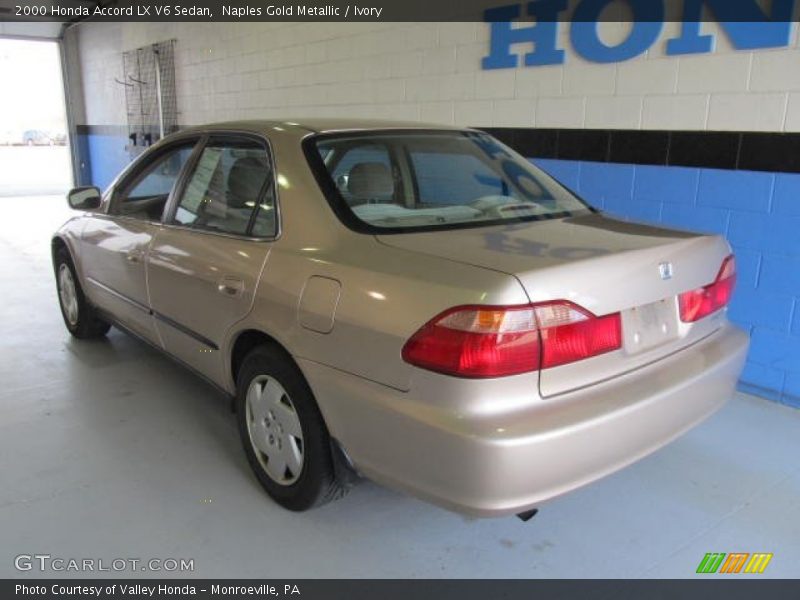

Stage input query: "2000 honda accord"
[{"left": 52, "top": 119, "right": 748, "bottom": 516}]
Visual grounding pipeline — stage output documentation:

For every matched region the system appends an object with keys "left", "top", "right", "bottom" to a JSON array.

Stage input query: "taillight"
[
  {"left": 401, "top": 305, "right": 540, "bottom": 378},
  {"left": 401, "top": 301, "right": 621, "bottom": 378},
  {"left": 679, "top": 255, "right": 736, "bottom": 323},
  {"left": 535, "top": 302, "right": 622, "bottom": 369}
]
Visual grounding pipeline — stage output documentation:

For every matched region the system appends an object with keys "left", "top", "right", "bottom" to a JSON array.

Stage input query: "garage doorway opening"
[{"left": 0, "top": 38, "right": 72, "bottom": 196}]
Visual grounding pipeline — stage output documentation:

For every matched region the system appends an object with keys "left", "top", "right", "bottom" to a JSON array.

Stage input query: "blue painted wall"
[
  {"left": 78, "top": 133, "right": 130, "bottom": 190},
  {"left": 533, "top": 158, "right": 799, "bottom": 408}
]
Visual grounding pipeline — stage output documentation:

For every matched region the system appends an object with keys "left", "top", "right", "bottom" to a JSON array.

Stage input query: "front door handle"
[
  {"left": 126, "top": 250, "right": 143, "bottom": 263},
  {"left": 217, "top": 276, "right": 245, "bottom": 298}
]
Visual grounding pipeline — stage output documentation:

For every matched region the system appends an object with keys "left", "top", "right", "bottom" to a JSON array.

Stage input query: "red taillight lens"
[
  {"left": 401, "top": 305, "right": 540, "bottom": 378},
  {"left": 401, "top": 301, "right": 622, "bottom": 378},
  {"left": 679, "top": 255, "right": 736, "bottom": 323},
  {"left": 534, "top": 303, "right": 622, "bottom": 369}
]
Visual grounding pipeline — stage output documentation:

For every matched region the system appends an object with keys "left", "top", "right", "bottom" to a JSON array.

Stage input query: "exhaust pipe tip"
[{"left": 516, "top": 508, "right": 539, "bottom": 522}]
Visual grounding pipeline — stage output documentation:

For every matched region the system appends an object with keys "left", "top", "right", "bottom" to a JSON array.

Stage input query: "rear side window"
[{"left": 172, "top": 138, "right": 276, "bottom": 237}]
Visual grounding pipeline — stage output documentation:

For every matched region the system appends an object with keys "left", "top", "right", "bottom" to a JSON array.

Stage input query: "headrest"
[
  {"left": 347, "top": 162, "right": 393, "bottom": 201},
  {"left": 227, "top": 156, "right": 268, "bottom": 208}
]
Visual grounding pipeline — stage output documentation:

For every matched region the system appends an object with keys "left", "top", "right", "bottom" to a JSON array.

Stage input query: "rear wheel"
[
  {"left": 235, "top": 345, "right": 348, "bottom": 510},
  {"left": 55, "top": 247, "right": 110, "bottom": 339}
]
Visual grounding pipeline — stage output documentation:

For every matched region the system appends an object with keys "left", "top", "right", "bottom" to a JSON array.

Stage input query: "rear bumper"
[{"left": 300, "top": 323, "right": 748, "bottom": 517}]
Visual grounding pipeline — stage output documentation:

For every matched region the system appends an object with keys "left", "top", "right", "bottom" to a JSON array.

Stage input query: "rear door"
[
  {"left": 146, "top": 133, "right": 277, "bottom": 386},
  {"left": 80, "top": 139, "right": 199, "bottom": 342}
]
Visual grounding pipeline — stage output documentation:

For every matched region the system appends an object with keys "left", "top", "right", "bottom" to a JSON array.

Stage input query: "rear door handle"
[{"left": 217, "top": 276, "right": 245, "bottom": 298}]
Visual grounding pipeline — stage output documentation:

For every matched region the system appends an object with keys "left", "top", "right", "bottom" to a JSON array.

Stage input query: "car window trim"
[
  {"left": 302, "top": 128, "right": 597, "bottom": 235},
  {"left": 160, "top": 133, "right": 210, "bottom": 225},
  {"left": 397, "top": 144, "right": 419, "bottom": 208},
  {"left": 161, "top": 129, "right": 281, "bottom": 243}
]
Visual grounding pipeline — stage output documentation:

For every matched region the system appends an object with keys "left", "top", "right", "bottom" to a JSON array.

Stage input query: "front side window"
[
  {"left": 172, "top": 138, "right": 275, "bottom": 237},
  {"left": 309, "top": 131, "right": 592, "bottom": 232},
  {"left": 112, "top": 143, "right": 196, "bottom": 221}
]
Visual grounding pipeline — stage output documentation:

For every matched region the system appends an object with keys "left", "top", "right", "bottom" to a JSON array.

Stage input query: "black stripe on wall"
[
  {"left": 479, "top": 128, "right": 800, "bottom": 174},
  {"left": 75, "top": 124, "right": 129, "bottom": 136},
  {"left": 79, "top": 123, "right": 800, "bottom": 174}
]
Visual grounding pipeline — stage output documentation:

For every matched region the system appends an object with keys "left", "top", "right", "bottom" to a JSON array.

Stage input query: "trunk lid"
[{"left": 378, "top": 213, "right": 732, "bottom": 396}]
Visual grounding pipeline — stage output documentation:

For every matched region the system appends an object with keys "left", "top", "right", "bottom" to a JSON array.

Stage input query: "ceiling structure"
[{"left": 0, "top": 0, "right": 109, "bottom": 38}]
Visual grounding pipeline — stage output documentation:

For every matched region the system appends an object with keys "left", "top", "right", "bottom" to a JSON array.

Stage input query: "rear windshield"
[{"left": 306, "top": 130, "right": 593, "bottom": 233}]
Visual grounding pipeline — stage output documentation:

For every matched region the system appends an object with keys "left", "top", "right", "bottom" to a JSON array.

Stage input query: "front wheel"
[
  {"left": 55, "top": 247, "right": 110, "bottom": 339},
  {"left": 235, "top": 345, "right": 349, "bottom": 511}
]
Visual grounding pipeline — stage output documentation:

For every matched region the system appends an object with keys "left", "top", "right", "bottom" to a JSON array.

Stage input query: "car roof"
[{"left": 180, "top": 118, "right": 468, "bottom": 138}]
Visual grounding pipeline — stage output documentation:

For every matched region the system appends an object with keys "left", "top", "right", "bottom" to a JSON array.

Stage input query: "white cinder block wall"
[{"left": 70, "top": 20, "right": 800, "bottom": 131}]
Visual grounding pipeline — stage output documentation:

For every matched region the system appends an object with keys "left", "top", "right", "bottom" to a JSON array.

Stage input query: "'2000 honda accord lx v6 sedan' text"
[{"left": 52, "top": 120, "right": 748, "bottom": 516}]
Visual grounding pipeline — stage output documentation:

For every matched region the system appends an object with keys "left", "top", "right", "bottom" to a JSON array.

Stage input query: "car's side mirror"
[{"left": 66, "top": 186, "right": 102, "bottom": 210}]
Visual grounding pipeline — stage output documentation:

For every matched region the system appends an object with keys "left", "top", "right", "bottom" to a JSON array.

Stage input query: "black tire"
[
  {"left": 236, "top": 344, "right": 348, "bottom": 511},
  {"left": 54, "top": 246, "right": 111, "bottom": 339}
]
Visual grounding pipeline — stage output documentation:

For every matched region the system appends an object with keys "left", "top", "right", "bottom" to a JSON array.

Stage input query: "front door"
[
  {"left": 81, "top": 140, "right": 199, "bottom": 342},
  {"left": 146, "top": 134, "right": 278, "bottom": 386}
]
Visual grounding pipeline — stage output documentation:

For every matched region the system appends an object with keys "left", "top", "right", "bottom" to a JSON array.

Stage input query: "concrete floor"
[
  {"left": 1, "top": 195, "right": 799, "bottom": 579},
  {"left": 0, "top": 147, "right": 72, "bottom": 196}
]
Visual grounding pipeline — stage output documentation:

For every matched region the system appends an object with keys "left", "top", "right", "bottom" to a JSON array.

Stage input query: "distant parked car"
[
  {"left": 22, "top": 130, "right": 54, "bottom": 146},
  {"left": 52, "top": 131, "right": 68, "bottom": 146},
  {"left": 52, "top": 119, "right": 749, "bottom": 516}
]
